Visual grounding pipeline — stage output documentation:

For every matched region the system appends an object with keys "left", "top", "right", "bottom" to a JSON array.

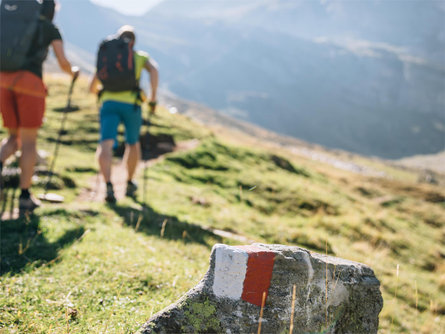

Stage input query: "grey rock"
[{"left": 138, "top": 243, "right": 383, "bottom": 334}]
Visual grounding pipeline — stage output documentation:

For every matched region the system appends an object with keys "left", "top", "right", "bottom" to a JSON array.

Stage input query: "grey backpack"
[
  {"left": 96, "top": 36, "right": 138, "bottom": 92},
  {"left": 0, "top": 0, "right": 42, "bottom": 71}
]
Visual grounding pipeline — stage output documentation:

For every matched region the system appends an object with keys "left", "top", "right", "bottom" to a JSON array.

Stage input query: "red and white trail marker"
[{"left": 212, "top": 244, "right": 276, "bottom": 306}]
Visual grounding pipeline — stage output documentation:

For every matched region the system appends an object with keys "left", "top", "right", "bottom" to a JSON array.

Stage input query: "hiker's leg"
[
  {"left": 1, "top": 83, "right": 20, "bottom": 164},
  {"left": 19, "top": 128, "right": 38, "bottom": 189},
  {"left": 17, "top": 131, "right": 41, "bottom": 214},
  {"left": 0, "top": 129, "right": 19, "bottom": 164},
  {"left": 124, "top": 142, "right": 141, "bottom": 181},
  {"left": 121, "top": 103, "right": 142, "bottom": 181},
  {"left": 97, "top": 139, "right": 114, "bottom": 183},
  {"left": 98, "top": 101, "right": 120, "bottom": 184}
]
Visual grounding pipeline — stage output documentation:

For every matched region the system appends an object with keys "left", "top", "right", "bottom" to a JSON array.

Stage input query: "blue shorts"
[{"left": 100, "top": 101, "right": 142, "bottom": 145}]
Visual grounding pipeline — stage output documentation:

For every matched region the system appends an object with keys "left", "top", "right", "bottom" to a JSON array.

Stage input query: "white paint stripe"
[{"left": 212, "top": 244, "right": 248, "bottom": 299}]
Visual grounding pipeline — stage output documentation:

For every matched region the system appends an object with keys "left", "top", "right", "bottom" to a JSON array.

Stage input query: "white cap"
[{"left": 117, "top": 25, "right": 135, "bottom": 36}]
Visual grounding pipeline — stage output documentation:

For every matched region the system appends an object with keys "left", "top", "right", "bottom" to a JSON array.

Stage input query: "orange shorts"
[{"left": 0, "top": 71, "right": 47, "bottom": 129}]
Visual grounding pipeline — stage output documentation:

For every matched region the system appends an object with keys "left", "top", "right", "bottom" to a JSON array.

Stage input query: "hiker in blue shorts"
[{"left": 89, "top": 25, "right": 159, "bottom": 203}]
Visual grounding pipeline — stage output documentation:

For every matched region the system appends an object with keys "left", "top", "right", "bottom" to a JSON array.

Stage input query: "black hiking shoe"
[
  {"left": 125, "top": 181, "right": 138, "bottom": 198},
  {"left": 105, "top": 183, "right": 116, "bottom": 204},
  {"left": 19, "top": 195, "right": 41, "bottom": 215}
]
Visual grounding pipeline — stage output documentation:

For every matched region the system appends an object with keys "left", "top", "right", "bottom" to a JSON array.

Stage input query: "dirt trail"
[{"left": 77, "top": 139, "right": 200, "bottom": 203}]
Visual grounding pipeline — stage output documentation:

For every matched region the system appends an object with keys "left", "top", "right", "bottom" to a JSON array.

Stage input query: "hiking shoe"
[
  {"left": 125, "top": 181, "right": 138, "bottom": 198},
  {"left": 105, "top": 183, "right": 116, "bottom": 204},
  {"left": 19, "top": 195, "right": 41, "bottom": 215}
]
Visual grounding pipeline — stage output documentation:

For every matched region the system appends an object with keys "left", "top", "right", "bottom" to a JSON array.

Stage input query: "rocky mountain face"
[{"left": 56, "top": 0, "right": 445, "bottom": 159}]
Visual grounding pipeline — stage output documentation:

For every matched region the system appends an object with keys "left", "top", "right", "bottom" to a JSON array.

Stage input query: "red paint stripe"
[{"left": 238, "top": 246, "right": 275, "bottom": 306}]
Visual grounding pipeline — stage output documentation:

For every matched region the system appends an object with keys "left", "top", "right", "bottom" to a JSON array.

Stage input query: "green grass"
[{"left": 1, "top": 76, "right": 444, "bottom": 333}]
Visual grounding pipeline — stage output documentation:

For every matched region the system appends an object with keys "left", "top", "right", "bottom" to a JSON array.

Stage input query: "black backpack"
[
  {"left": 0, "top": 0, "right": 42, "bottom": 71},
  {"left": 96, "top": 36, "right": 139, "bottom": 92}
]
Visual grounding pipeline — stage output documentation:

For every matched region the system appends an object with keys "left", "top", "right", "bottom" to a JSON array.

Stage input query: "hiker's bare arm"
[
  {"left": 89, "top": 74, "right": 100, "bottom": 94},
  {"left": 144, "top": 58, "right": 159, "bottom": 102},
  {"left": 51, "top": 39, "right": 79, "bottom": 78}
]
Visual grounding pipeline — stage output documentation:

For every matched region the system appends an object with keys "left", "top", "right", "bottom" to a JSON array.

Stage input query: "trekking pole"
[
  {"left": 142, "top": 102, "right": 155, "bottom": 207},
  {"left": 39, "top": 69, "right": 79, "bottom": 203}
]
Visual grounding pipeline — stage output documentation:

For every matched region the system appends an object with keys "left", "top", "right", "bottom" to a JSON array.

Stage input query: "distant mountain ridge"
[{"left": 55, "top": 0, "right": 445, "bottom": 159}]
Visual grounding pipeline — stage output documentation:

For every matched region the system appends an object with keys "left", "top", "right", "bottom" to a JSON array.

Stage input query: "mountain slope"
[{"left": 55, "top": 0, "right": 445, "bottom": 159}]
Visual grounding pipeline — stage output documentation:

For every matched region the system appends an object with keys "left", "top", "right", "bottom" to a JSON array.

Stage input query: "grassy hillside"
[{"left": 1, "top": 76, "right": 444, "bottom": 333}]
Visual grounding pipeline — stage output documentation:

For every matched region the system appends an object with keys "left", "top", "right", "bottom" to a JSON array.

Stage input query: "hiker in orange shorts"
[{"left": 0, "top": 0, "right": 79, "bottom": 214}]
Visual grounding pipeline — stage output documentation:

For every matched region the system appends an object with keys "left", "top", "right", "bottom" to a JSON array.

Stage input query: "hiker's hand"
[
  {"left": 71, "top": 66, "right": 80, "bottom": 81},
  {"left": 148, "top": 100, "right": 157, "bottom": 115}
]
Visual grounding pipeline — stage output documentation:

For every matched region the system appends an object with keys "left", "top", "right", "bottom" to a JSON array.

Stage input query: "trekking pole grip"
[
  {"left": 148, "top": 100, "right": 157, "bottom": 115},
  {"left": 71, "top": 66, "right": 80, "bottom": 83}
]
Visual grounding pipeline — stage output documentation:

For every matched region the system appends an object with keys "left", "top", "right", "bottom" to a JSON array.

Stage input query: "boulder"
[{"left": 138, "top": 243, "right": 383, "bottom": 334}]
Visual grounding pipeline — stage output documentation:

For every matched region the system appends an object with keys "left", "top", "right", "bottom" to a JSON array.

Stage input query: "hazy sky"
[{"left": 90, "top": 0, "right": 165, "bottom": 16}]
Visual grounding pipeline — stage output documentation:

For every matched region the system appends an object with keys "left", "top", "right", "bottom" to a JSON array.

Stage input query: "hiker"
[
  {"left": 89, "top": 25, "right": 159, "bottom": 203},
  {"left": 0, "top": 0, "right": 79, "bottom": 214}
]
